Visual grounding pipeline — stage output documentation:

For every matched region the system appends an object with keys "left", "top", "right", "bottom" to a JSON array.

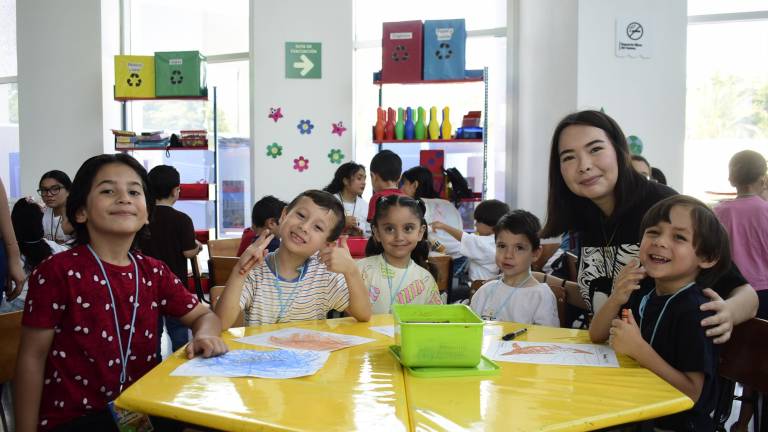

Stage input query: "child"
[
  {"left": 367, "top": 150, "right": 405, "bottom": 223},
  {"left": 38, "top": 170, "right": 74, "bottom": 245},
  {"left": 324, "top": 162, "right": 370, "bottom": 237},
  {"left": 14, "top": 154, "right": 227, "bottom": 432},
  {"left": 0, "top": 199, "right": 68, "bottom": 313},
  {"left": 236, "top": 195, "right": 286, "bottom": 256},
  {"left": 357, "top": 195, "right": 442, "bottom": 314},
  {"left": 470, "top": 210, "right": 559, "bottom": 326},
  {"left": 140, "top": 165, "right": 203, "bottom": 355},
  {"left": 590, "top": 195, "right": 731, "bottom": 431},
  {"left": 431, "top": 199, "right": 510, "bottom": 283},
  {"left": 713, "top": 150, "right": 768, "bottom": 432},
  {"left": 215, "top": 189, "right": 371, "bottom": 329}
]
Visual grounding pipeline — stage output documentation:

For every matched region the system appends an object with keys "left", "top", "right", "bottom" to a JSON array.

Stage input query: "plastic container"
[
  {"left": 154, "top": 51, "right": 207, "bottom": 97},
  {"left": 423, "top": 19, "right": 466, "bottom": 80},
  {"left": 393, "top": 304, "right": 483, "bottom": 367},
  {"left": 114, "top": 55, "right": 155, "bottom": 99},
  {"left": 381, "top": 21, "right": 423, "bottom": 82}
]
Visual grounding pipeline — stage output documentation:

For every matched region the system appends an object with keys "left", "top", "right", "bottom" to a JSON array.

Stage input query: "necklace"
[
  {"left": 271, "top": 251, "right": 307, "bottom": 323},
  {"left": 382, "top": 255, "right": 412, "bottom": 309},
  {"left": 337, "top": 192, "right": 357, "bottom": 216},
  {"left": 49, "top": 209, "right": 63, "bottom": 243}
]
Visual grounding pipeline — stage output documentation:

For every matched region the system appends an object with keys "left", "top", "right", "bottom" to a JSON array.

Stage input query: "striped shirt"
[{"left": 239, "top": 253, "right": 350, "bottom": 326}]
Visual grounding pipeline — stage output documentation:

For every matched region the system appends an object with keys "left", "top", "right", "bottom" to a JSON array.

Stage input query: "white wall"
[
  {"left": 16, "top": 0, "right": 118, "bottom": 196},
  {"left": 250, "top": 0, "right": 353, "bottom": 203}
]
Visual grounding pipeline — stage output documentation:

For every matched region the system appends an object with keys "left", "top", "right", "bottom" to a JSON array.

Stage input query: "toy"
[
  {"left": 415, "top": 107, "right": 426, "bottom": 140},
  {"left": 384, "top": 107, "right": 396, "bottom": 140},
  {"left": 405, "top": 107, "right": 415, "bottom": 140},
  {"left": 395, "top": 107, "right": 405, "bottom": 140},
  {"left": 441, "top": 106, "right": 452, "bottom": 140},
  {"left": 428, "top": 106, "right": 440, "bottom": 140}
]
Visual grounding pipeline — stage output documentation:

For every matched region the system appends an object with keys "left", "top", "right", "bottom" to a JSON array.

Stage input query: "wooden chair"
[
  {"left": 0, "top": 311, "right": 23, "bottom": 432},
  {"left": 713, "top": 318, "right": 768, "bottom": 432},
  {"left": 209, "top": 256, "right": 239, "bottom": 287},
  {"left": 428, "top": 255, "right": 453, "bottom": 294},
  {"left": 207, "top": 237, "right": 241, "bottom": 258},
  {"left": 209, "top": 286, "right": 244, "bottom": 328},
  {"left": 532, "top": 243, "right": 560, "bottom": 272}
]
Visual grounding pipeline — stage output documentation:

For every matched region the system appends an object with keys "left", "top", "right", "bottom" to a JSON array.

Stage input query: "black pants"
[{"left": 52, "top": 409, "right": 188, "bottom": 432}]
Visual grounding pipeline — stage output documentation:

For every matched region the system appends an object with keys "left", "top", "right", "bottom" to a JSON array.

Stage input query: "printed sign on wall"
[
  {"left": 616, "top": 18, "right": 652, "bottom": 59},
  {"left": 285, "top": 42, "right": 322, "bottom": 79}
]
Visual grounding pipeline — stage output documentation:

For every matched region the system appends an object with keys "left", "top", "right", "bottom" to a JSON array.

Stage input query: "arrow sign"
[{"left": 285, "top": 42, "right": 322, "bottom": 79}]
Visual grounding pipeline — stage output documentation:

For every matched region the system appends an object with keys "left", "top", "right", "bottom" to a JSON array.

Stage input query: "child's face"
[
  {"left": 639, "top": 205, "right": 714, "bottom": 288},
  {"left": 495, "top": 230, "right": 541, "bottom": 279},
  {"left": 372, "top": 206, "right": 425, "bottom": 262},
  {"left": 278, "top": 197, "right": 338, "bottom": 256},
  {"left": 475, "top": 221, "right": 494, "bottom": 236},
  {"left": 344, "top": 169, "right": 367, "bottom": 196},
  {"left": 75, "top": 163, "right": 149, "bottom": 238}
]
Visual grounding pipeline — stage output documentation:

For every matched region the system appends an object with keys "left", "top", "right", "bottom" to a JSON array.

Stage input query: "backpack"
[{"left": 444, "top": 167, "right": 473, "bottom": 207}]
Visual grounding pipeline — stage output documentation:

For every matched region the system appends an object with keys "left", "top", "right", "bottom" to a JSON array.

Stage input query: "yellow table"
[{"left": 116, "top": 316, "right": 692, "bottom": 432}]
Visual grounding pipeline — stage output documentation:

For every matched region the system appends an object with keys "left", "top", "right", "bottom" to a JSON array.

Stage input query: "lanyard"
[
  {"left": 271, "top": 252, "right": 307, "bottom": 323},
  {"left": 382, "top": 256, "right": 412, "bottom": 308},
  {"left": 639, "top": 282, "right": 695, "bottom": 347},
  {"left": 481, "top": 273, "right": 533, "bottom": 321},
  {"left": 86, "top": 245, "right": 139, "bottom": 393},
  {"left": 49, "top": 211, "right": 62, "bottom": 243},
  {"left": 337, "top": 193, "right": 357, "bottom": 217}
]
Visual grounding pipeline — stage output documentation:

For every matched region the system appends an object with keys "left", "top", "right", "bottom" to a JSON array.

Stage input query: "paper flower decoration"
[
  {"left": 293, "top": 156, "right": 309, "bottom": 172},
  {"left": 297, "top": 119, "right": 314, "bottom": 135},
  {"left": 331, "top": 121, "right": 347, "bottom": 136},
  {"left": 268, "top": 107, "right": 283, "bottom": 122},
  {"left": 328, "top": 149, "right": 345, "bottom": 164},
  {"left": 266, "top": 142, "right": 283, "bottom": 159}
]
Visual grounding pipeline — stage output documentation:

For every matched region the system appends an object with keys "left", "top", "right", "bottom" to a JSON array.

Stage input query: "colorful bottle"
[
  {"left": 428, "top": 106, "right": 440, "bottom": 140},
  {"left": 395, "top": 108, "right": 405, "bottom": 140},
  {"left": 374, "top": 107, "right": 385, "bottom": 141},
  {"left": 440, "top": 106, "right": 452, "bottom": 140},
  {"left": 404, "top": 107, "right": 415, "bottom": 140},
  {"left": 384, "top": 107, "right": 396, "bottom": 140},
  {"left": 415, "top": 106, "right": 426, "bottom": 140}
]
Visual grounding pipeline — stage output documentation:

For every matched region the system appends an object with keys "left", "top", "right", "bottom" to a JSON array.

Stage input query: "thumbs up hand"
[{"left": 320, "top": 235, "right": 356, "bottom": 275}]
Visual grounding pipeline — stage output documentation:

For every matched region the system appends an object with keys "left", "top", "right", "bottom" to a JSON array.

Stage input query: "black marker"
[{"left": 502, "top": 328, "right": 528, "bottom": 341}]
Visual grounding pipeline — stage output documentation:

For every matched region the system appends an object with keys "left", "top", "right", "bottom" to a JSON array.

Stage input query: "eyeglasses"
[{"left": 37, "top": 185, "right": 63, "bottom": 196}]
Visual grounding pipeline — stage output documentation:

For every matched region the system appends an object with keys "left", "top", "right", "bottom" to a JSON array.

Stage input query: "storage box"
[
  {"left": 420, "top": 150, "right": 446, "bottom": 198},
  {"left": 393, "top": 304, "right": 484, "bottom": 367},
  {"left": 382, "top": 21, "right": 423, "bottom": 82},
  {"left": 179, "top": 183, "right": 209, "bottom": 200},
  {"left": 423, "top": 19, "right": 466, "bottom": 80},
  {"left": 154, "top": 51, "right": 207, "bottom": 97},
  {"left": 114, "top": 55, "right": 155, "bottom": 99},
  {"left": 346, "top": 236, "right": 367, "bottom": 258}
]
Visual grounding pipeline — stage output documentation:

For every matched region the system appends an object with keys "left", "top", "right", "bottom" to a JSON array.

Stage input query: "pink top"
[{"left": 714, "top": 196, "right": 768, "bottom": 291}]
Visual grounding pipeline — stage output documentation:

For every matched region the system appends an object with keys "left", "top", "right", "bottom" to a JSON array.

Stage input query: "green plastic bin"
[
  {"left": 154, "top": 51, "right": 207, "bottom": 97},
  {"left": 392, "top": 304, "right": 483, "bottom": 367}
]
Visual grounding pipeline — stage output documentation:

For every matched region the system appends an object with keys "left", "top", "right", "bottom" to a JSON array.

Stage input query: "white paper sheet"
[
  {"left": 485, "top": 341, "right": 619, "bottom": 368},
  {"left": 369, "top": 325, "right": 395, "bottom": 338},
  {"left": 170, "top": 349, "right": 330, "bottom": 379},
  {"left": 236, "top": 327, "right": 376, "bottom": 352}
]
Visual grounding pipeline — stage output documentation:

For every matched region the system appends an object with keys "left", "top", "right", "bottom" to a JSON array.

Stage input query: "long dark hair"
[
  {"left": 12, "top": 199, "right": 53, "bottom": 272},
  {"left": 401, "top": 166, "right": 439, "bottom": 199},
  {"left": 66, "top": 154, "right": 154, "bottom": 248},
  {"left": 323, "top": 162, "right": 365, "bottom": 195},
  {"left": 39, "top": 170, "right": 72, "bottom": 191},
  {"left": 365, "top": 194, "right": 435, "bottom": 277},
  {"left": 541, "top": 110, "right": 648, "bottom": 238}
]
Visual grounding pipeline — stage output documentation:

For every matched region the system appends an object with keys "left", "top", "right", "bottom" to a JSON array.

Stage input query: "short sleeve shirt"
[
  {"left": 23, "top": 245, "right": 199, "bottom": 430},
  {"left": 140, "top": 205, "right": 197, "bottom": 280},
  {"left": 367, "top": 189, "right": 405, "bottom": 222},
  {"left": 356, "top": 255, "right": 442, "bottom": 314},
  {"left": 459, "top": 233, "right": 498, "bottom": 281},
  {"left": 470, "top": 280, "right": 560, "bottom": 327}
]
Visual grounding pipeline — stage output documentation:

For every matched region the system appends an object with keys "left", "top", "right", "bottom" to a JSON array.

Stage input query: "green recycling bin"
[{"left": 154, "top": 51, "right": 207, "bottom": 97}]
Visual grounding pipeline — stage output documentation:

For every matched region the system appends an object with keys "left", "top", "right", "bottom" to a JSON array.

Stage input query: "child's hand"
[
  {"left": 320, "top": 235, "right": 356, "bottom": 275},
  {"left": 430, "top": 221, "right": 447, "bottom": 232},
  {"left": 609, "top": 309, "right": 644, "bottom": 358},
  {"left": 344, "top": 215, "right": 358, "bottom": 229},
  {"left": 238, "top": 230, "right": 275, "bottom": 275},
  {"left": 610, "top": 258, "right": 645, "bottom": 306},
  {"left": 185, "top": 335, "right": 228, "bottom": 359}
]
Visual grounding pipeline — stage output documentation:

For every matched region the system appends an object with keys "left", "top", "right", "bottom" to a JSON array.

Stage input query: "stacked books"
[
  {"left": 112, "top": 129, "right": 137, "bottom": 149},
  {"left": 112, "top": 129, "right": 170, "bottom": 149}
]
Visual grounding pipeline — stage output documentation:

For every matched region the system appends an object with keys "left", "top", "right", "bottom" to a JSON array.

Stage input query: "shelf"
[
  {"left": 373, "top": 138, "right": 482, "bottom": 144},
  {"left": 114, "top": 95, "right": 208, "bottom": 101},
  {"left": 115, "top": 146, "right": 212, "bottom": 152},
  {"left": 374, "top": 77, "right": 483, "bottom": 85}
]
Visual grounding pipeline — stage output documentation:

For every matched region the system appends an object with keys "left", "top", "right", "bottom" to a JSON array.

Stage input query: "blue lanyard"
[
  {"left": 382, "top": 256, "right": 412, "bottom": 308},
  {"left": 271, "top": 252, "right": 307, "bottom": 323},
  {"left": 481, "top": 273, "right": 533, "bottom": 321},
  {"left": 639, "top": 282, "right": 695, "bottom": 347},
  {"left": 87, "top": 245, "right": 139, "bottom": 393}
]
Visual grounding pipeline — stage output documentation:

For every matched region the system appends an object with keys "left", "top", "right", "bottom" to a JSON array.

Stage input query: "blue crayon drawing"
[{"left": 171, "top": 349, "right": 330, "bottom": 379}]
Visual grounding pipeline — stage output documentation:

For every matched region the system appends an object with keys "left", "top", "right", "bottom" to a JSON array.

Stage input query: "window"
[
  {"left": 685, "top": 8, "right": 768, "bottom": 200},
  {"left": 0, "top": 0, "right": 18, "bottom": 199}
]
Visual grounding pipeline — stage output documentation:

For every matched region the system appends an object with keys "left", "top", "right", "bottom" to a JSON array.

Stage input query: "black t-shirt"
[
  {"left": 140, "top": 205, "right": 197, "bottom": 281},
  {"left": 628, "top": 283, "right": 718, "bottom": 431}
]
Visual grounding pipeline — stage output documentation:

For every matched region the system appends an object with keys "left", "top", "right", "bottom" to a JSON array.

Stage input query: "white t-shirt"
[
  {"left": 356, "top": 254, "right": 442, "bottom": 314},
  {"left": 42, "top": 207, "right": 73, "bottom": 245},
  {"left": 470, "top": 278, "right": 560, "bottom": 327},
  {"left": 459, "top": 233, "right": 498, "bottom": 281},
  {"left": 336, "top": 194, "right": 370, "bottom": 236},
  {"left": 422, "top": 198, "right": 463, "bottom": 259}
]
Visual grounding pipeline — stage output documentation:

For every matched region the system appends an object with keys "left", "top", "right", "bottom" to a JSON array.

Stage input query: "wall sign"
[
  {"left": 285, "top": 42, "right": 322, "bottom": 79},
  {"left": 616, "top": 18, "right": 652, "bottom": 59}
]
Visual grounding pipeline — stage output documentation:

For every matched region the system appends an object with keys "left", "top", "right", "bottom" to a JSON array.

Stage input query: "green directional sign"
[{"left": 285, "top": 42, "right": 322, "bottom": 79}]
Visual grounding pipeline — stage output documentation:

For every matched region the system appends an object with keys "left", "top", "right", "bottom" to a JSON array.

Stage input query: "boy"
[
  {"left": 141, "top": 165, "right": 202, "bottom": 353},
  {"left": 470, "top": 210, "right": 559, "bottom": 326},
  {"left": 431, "top": 199, "right": 509, "bottom": 282},
  {"left": 367, "top": 150, "right": 405, "bottom": 223},
  {"left": 215, "top": 189, "right": 371, "bottom": 329},
  {"left": 590, "top": 195, "right": 731, "bottom": 431},
  {"left": 237, "top": 195, "right": 287, "bottom": 256}
]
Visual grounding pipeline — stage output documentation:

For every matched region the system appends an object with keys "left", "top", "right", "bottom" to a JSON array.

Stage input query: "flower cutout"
[
  {"left": 328, "top": 149, "right": 345, "bottom": 164},
  {"left": 297, "top": 119, "right": 314, "bottom": 135},
  {"left": 293, "top": 156, "right": 309, "bottom": 172},
  {"left": 268, "top": 107, "right": 283, "bottom": 122},
  {"left": 266, "top": 142, "right": 283, "bottom": 159},
  {"left": 331, "top": 121, "right": 347, "bottom": 137}
]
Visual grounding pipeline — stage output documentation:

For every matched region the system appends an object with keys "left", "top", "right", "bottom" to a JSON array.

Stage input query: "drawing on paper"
[
  {"left": 485, "top": 340, "right": 619, "bottom": 368},
  {"left": 501, "top": 342, "right": 593, "bottom": 356},
  {"left": 170, "top": 349, "right": 330, "bottom": 379},
  {"left": 236, "top": 328, "right": 376, "bottom": 352}
]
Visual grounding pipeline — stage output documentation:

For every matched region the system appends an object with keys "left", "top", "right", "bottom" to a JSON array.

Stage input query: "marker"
[
  {"left": 621, "top": 309, "right": 629, "bottom": 323},
  {"left": 502, "top": 328, "right": 528, "bottom": 341}
]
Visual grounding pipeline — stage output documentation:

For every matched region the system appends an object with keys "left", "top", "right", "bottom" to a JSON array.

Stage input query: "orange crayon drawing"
[
  {"left": 268, "top": 332, "right": 351, "bottom": 351},
  {"left": 502, "top": 343, "right": 593, "bottom": 356}
]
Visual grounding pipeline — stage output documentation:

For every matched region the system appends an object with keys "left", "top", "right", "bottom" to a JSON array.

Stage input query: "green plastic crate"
[
  {"left": 154, "top": 51, "right": 207, "bottom": 97},
  {"left": 392, "top": 304, "right": 483, "bottom": 367}
]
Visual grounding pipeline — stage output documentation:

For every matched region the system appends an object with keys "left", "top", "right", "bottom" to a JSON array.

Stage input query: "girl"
[
  {"left": 14, "top": 154, "right": 227, "bottom": 432},
  {"left": 357, "top": 194, "right": 442, "bottom": 314},
  {"left": 0, "top": 199, "right": 68, "bottom": 313},
  {"left": 39, "top": 170, "right": 74, "bottom": 245},
  {"left": 538, "top": 110, "right": 756, "bottom": 342},
  {"left": 324, "top": 162, "right": 370, "bottom": 236}
]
